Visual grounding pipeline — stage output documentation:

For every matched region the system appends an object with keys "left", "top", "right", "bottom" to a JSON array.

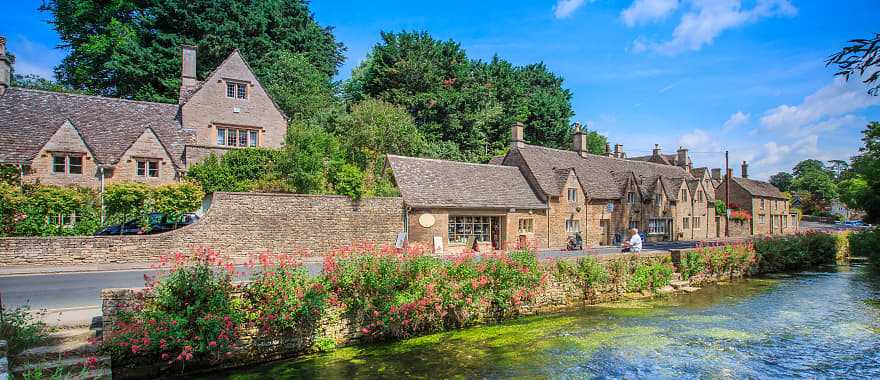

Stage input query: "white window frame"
[
  {"left": 226, "top": 81, "right": 248, "bottom": 99},
  {"left": 648, "top": 218, "right": 667, "bottom": 235},
  {"left": 565, "top": 219, "right": 580, "bottom": 233},
  {"left": 693, "top": 216, "right": 701, "bottom": 229},
  {"left": 567, "top": 188, "right": 577, "bottom": 204},
  {"left": 682, "top": 217, "right": 690, "bottom": 229},
  {"left": 627, "top": 192, "right": 636, "bottom": 204},
  {"left": 681, "top": 189, "right": 688, "bottom": 202},
  {"left": 448, "top": 216, "right": 493, "bottom": 244},
  {"left": 136, "top": 159, "right": 160, "bottom": 178},
  {"left": 518, "top": 218, "right": 534, "bottom": 234},
  {"left": 217, "top": 127, "right": 260, "bottom": 147}
]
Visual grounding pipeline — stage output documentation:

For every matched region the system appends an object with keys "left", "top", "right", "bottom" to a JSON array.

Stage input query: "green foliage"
[
  {"left": 103, "top": 182, "right": 151, "bottom": 224},
  {"left": 186, "top": 149, "right": 285, "bottom": 194},
  {"left": 255, "top": 50, "right": 339, "bottom": 124},
  {"left": 754, "top": 232, "right": 839, "bottom": 272},
  {"left": 151, "top": 182, "right": 204, "bottom": 224},
  {"left": 41, "top": 0, "right": 344, "bottom": 102},
  {"left": 0, "top": 304, "right": 50, "bottom": 357},
  {"left": 838, "top": 176, "right": 869, "bottom": 210},
  {"left": 0, "top": 164, "right": 20, "bottom": 186},
  {"left": 627, "top": 261, "right": 673, "bottom": 292},
  {"left": 851, "top": 122, "right": 880, "bottom": 223},
  {"left": 14, "top": 185, "right": 100, "bottom": 236},
  {"left": 849, "top": 228, "right": 880, "bottom": 264},
  {"left": 769, "top": 172, "right": 793, "bottom": 193},
  {"left": 330, "top": 163, "right": 365, "bottom": 201},
  {"left": 246, "top": 254, "right": 329, "bottom": 335},
  {"left": 680, "top": 251, "right": 707, "bottom": 280},
  {"left": 827, "top": 33, "right": 880, "bottom": 96},
  {"left": 313, "top": 337, "right": 336, "bottom": 353},
  {"left": 714, "top": 200, "right": 727, "bottom": 216},
  {"left": 557, "top": 257, "right": 609, "bottom": 295},
  {"left": 345, "top": 31, "right": 574, "bottom": 162},
  {"left": 278, "top": 122, "right": 345, "bottom": 194},
  {"left": 0, "top": 182, "right": 25, "bottom": 236}
]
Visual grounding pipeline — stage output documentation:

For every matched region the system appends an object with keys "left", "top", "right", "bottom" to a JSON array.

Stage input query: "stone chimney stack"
[
  {"left": 652, "top": 144, "right": 662, "bottom": 157},
  {"left": 711, "top": 168, "right": 722, "bottom": 181},
  {"left": 726, "top": 168, "right": 733, "bottom": 180},
  {"left": 0, "top": 36, "right": 11, "bottom": 96},
  {"left": 179, "top": 45, "right": 198, "bottom": 103},
  {"left": 604, "top": 143, "right": 612, "bottom": 157},
  {"left": 741, "top": 160, "right": 749, "bottom": 179},
  {"left": 572, "top": 122, "right": 588, "bottom": 158},
  {"left": 613, "top": 144, "right": 624, "bottom": 158},
  {"left": 677, "top": 146, "right": 689, "bottom": 167},
  {"left": 511, "top": 122, "right": 525, "bottom": 149}
]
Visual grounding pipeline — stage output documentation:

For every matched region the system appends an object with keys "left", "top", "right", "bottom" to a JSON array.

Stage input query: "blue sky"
[{"left": 3, "top": 0, "right": 880, "bottom": 180}]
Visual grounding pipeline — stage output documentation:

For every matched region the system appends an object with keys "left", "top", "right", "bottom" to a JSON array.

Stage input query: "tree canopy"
[
  {"left": 40, "top": 0, "right": 345, "bottom": 103},
  {"left": 827, "top": 33, "right": 880, "bottom": 96},
  {"left": 769, "top": 172, "right": 794, "bottom": 193}
]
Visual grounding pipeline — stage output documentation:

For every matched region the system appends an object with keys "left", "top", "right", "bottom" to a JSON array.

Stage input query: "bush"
[
  {"left": 324, "top": 245, "right": 543, "bottom": 340},
  {"left": 850, "top": 228, "right": 880, "bottom": 264},
  {"left": 102, "top": 251, "right": 243, "bottom": 368},
  {"left": 14, "top": 185, "right": 100, "bottom": 236},
  {"left": 245, "top": 253, "right": 329, "bottom": 335},
  {"left": 754, "top": 232, "right": 838, "bottom": 272},
  {"left": 683, "top": 242, "right": 756, "bottom": 280},
  {"left": 0, "top": 304, "right": 49, "bottom": 358},
  {"left": 627, "top": 260, "right": 673, "bottom": 292},
  {"left": 680, "top": 251, "right": 706, "bottom": 280},
  {"left": 0, "top": 182, "right": 25, "bottom": 236},
  {"left": 556, "top": 256, "right": 609, "bottom": 297},
  {"left": 150, "top": 182, "right": 204, "bottom": 224},
  {"left": 103, "top": 182, "right": 152, "bottom": 225}
]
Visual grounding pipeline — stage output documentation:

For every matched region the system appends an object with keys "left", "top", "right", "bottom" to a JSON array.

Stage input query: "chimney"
[
  {"left": 0, "top": 36, "right": 10, "bottom": 96},
  {"left": 511, "top": 122, "right": 525, "bottom": 149},
  {"left": 711, "top": 168, "right": 722, "bottom": 181},
  {"left": 652, "top": 144, "right": 662, "bottom": 157},
  {"left": 613, "top": 144, "right": 624, "bottom": 158},
  {"left": 677, "top": 146, "right": 689, "bottom": 167},
  {"left": 604, "top": 143, "right": 612, "bottom": 157},
  {"left": 741, "top": 160, "right": 749, "bottom": 179},
  {"left": 726, "top": 168, "right": 733, "bottom": 180},
  {"left": 179, "top": 45, "right": 198, "bottom": 103},
  {"left": 572, "top": 122, "right": 588, "bottom": 158}
]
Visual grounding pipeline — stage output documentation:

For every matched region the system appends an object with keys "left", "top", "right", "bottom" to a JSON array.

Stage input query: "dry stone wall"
[{"left": 0, "top": 193, "right": 405, "bottom": 267}]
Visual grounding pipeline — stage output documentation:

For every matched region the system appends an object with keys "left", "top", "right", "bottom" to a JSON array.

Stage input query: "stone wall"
[{"left": 0, "top": 193, "right": 405, "bottom": 267}]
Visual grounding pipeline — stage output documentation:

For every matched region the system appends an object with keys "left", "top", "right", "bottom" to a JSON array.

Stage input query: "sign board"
[
  {"left": 418, "top": 213, "right": 436, "bottom": 228},
  {"left": 433, "top": 236, "right": 444, "bottom": 254},
  {"left": 395, "top": 232, "right": 407, "bottom": 249}
]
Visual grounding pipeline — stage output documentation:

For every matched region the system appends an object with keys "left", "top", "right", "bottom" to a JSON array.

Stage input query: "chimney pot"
[
  {"left": 653, "top": 144, "right": 661, "bottom": 156},
  {"left": 572, "top": 122, "right": 588, "bottom": 157},
  {"left": 0, "top": 36, "right": 10, "bottom": 95},
  {"left": 511, "top": 122, "right": 525, "bottom": 149},
  {"left": 604, "top": 143, "right": 612, "bottom": 157},
  {"left": 741, "top": 160, "right": 749, "bottom": 179},
  {"left": 711, "top": 168, "right": 722, "bottom": 180}
]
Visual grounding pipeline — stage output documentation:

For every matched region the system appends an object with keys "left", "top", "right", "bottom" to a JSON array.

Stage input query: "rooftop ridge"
[
  {"left": 520, "top": 144, "right": 694, "bottom": 174},
  {"left": 387, "top": 154, "right": 523, "bottom": 170},
  {"left": 8, "top": 87, "right": 179, "bottom": 109}
]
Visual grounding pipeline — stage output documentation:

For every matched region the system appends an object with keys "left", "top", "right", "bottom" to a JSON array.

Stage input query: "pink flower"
[{"left": 209, "top": 341, "right": 217, "bottom": 348}]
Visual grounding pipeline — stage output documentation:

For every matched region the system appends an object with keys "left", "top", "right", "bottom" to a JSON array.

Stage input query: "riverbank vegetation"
[
  {"left": 849, "top": 228, "right": 880, "bottom": 265},
  {"left": 101, "top": 232, "right": 844, "bottom": 375}
]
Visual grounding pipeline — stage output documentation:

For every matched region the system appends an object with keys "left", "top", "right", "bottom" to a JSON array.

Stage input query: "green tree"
[
  {"left": 827, "top": 159, "right": 849, "bottom": 180},
  {"left": 0, "top": 183, "right": 24, "bottom": 236},
  {"left": 838, "top": 176, "right": 869, "bottom": 210},
  {"left": 852, "top": 122, "right": 880, "bottom": 222},
  {"left": 769, "top": 172, "right": 794, "bottom": 192},
  {"left": 150, "top": 182, "right": 204, "bottom": 225},
  {"left": 14, "top": 185, "right": 100, "bottom": 236},
  {"left": 827, "top": 33, "right": 880, "bottom": 95},
  {"left": 277, "top": 122, "right": 345, "bottom": 194},
  {"left": 584, "top": 129, "right": 608, "bottom": 155},
  {"left": 103, "top": 182, "right": 151, "bottom": 225},
  {"left": 792, "top": 159, "right": 829, "bottom": 178},
  {"left": 186, "top": 148, "right": 283, "bottom": 194},
  {"left": 791, "top": 170, "right": 838, "bottom": 214},
  {"left": 255, "top": 50, "right": 339, "bottom": 123},
  {"left": 41, "top": 0, "right": 344, "bottom": 102}
]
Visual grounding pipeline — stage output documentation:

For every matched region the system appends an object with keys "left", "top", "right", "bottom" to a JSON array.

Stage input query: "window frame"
[
  {"left": 565, "top": 219, "right": 580, "bottom": 234},
  {"left": 226, "top": 81, "right": 248, "bottom": 99},
  {"left": 135, "top": 159, "right": 160, "bottom": 178},
  {"left": 217, "top": 126, "right": 260, "bottom": 147},
  {"left": 682, "top": 217, "right": 690, "bottom": 229},
  {"left": 693, "top": 216, "right": 701, "bottom": 229},
  {"left": 567, "top": 188, "right": 577, "bottom": 204},
  {"left": 518, "top": 218, "right": 534, "bottom": 234},
  {"left": 648, "top": 218, "right": 667, "bottom": 235},
  {"left": 627, "top": 192, "right": 636, "bottom": 204},
  {"left": 51, "top": 153, "right": 84, "bottom": 175},
  {"left": 681, "top": 189, "right": 688, "bottom": 202},
  {"left": 448, "top": 216, "right": 493, "bottom": 244}
]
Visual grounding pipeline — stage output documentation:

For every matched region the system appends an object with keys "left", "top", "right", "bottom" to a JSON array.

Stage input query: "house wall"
[
  {"left": 180, "top": 52, "right": 287, "bottom": 158},
  {"left": 0, "top": 193, "right": 405, "bottom": 267},
  {"left": 584, "top": 200, "right": 614, "bottom": 247},
  {"left": 23, "top": 121, "right": 101, "bottom": 188},
  {"left": 407, "top": 208, "right": 549, "bottom": 254},
  {"left": 547, "top": 174, "right": 587, "bottom": 249},
  {"left": 110, "top": 129, "right": 178, "bottom": 185}
]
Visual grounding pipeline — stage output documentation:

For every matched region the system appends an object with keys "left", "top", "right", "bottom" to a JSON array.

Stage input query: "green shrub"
[
  {"left": 150, "top": 182, "right": 204, "bottom": 225},
  {"left": 14, "top": 185, "right": 100, "bottom": 236},
  {"left": 245, "top": 253, "right": 329, "bottom": 335},
  {"left": 0, "top": 304, "right": 49, "bottom": 358},
  {"left": 754, "top": 232, "right": 838, "bottom": 272},
  {"left": 627, "top": 260, "right": 673, "bottom": 292},
  {"left": 680, "top": 251, "right": 706, "bottom": 280},
  {"left": 103, "top": 182, "right": 152, "bottom": 226},
  {"left": 850, "top": 228, "right": 880, "bottom": 264}
]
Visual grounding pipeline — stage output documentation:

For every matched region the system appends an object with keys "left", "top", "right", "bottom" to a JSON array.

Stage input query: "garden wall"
[{"left": 0, "top": 192, "right": 405, "bottom": 267}]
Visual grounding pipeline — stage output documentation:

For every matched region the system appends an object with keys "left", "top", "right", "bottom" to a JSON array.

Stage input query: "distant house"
[
  {"left": 0, "top": 36, "right": 287, "bottom": 190},
  {"left": 715, "top": 162, "right": 797, "bottom": 236}
]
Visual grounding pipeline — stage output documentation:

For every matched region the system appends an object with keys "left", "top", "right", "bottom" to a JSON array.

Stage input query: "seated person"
[{"left": 621, "top": 228, "right": 642, "bottom": 253}]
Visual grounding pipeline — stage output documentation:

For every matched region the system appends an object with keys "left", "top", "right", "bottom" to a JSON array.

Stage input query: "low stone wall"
[
  {"left": 0, "top": 193, "right": 405, "bottom": 267},
  {"left": 100, "top": 251, "right": 684, "bottom": 379}
]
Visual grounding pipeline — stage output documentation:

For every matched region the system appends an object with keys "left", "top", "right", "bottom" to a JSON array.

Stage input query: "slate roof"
[
  {"left": 512, "top": 144, "right": 694, "bottom": 200},
  {"left": 0, "top": 88, "right": 194, "bottom": 168},
  {"left": 732, "top": 177, "right": 787, "bottom": 199},
  {"left": 387, "top": 154, "right": 546, "bottom": 209}
]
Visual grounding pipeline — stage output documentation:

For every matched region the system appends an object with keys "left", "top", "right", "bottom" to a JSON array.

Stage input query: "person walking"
[{"left": 621, "top": 228, "right": 642, "bottom": 253}]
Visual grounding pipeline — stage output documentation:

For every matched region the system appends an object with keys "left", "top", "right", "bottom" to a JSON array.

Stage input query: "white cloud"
[
  {"left": 632, "top": 0, "right": 797, "bottom": 54},
  {"left": 721, "top": 111, "right": 750, "bottom": 132},
  {"left": 678, "top": 128, "right": 712, "bottom": 148},
  {"left": 755, "top": 135, "right": 818, "bottom": 167},
  {"left": 554, "top": 0, "right": 588, "bottom": 19},
  {"left": 621, "top": 0, "right": 679, "bottom": 26},
  {"left": 7, "top": 35, "right": 63, "bottom": 79},
  {"left": 760, "top": 77, "right": 880, "bottom": 133}
]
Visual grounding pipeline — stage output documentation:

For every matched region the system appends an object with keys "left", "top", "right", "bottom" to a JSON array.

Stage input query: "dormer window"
[
  {"left": 226, "top": 81, "right": 248, "bottom": 99},
  {"left": 52, "top": 153, "right": 83, "bottom": 175},
  {"left": 681, "top": 189, "right": 688, "bottom": 202},
  {"left": 567, "top": 188, "right": 577, "bottom": 204}
]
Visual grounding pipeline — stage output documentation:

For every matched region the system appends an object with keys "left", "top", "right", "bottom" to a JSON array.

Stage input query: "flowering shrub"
[
  {"left": 102, "top": 250, "right": 243, "bottom": 369},
  {"left": 245, "top": 252, "right": 329, "bottom": 335},
  {"left": 729, "top": 209, "right": 752, "bottom": 223},
  {"left": 556, "top": 256, "right": 609, "bottom": 297},
  {"left": 683, "top": 242, "right": 757, "bottom": 280},
  {"left": 627, "top": 260, "right": 673, "bottom": 292},
  {"left": 754, "top": 232, "right": 838, "bottom": 272},
  {"left": 324, "top": 243, "right": 543, "bottom": 340}
]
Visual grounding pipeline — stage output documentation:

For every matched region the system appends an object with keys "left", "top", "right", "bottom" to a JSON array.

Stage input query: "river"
[{"left": 214, "top": 262, "right": 880, "bottom": 379}]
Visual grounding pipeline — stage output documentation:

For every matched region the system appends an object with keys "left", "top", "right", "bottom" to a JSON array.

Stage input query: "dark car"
[{"left": 96, "top": 212, "right": 199, "bottom": 236}]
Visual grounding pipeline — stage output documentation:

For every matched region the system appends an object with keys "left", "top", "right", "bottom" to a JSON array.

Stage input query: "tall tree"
[
  {"left": 254, "top": 50, "right": 339, "bottom": 124},
  {"left": 792, "top": 159, "right": 829, "bottom": 178},
  {"left": 769, "top": 172, "right": 794, "bottom": 192},
  {"left": 851, "top": 122, "right": 880, "bottom": 222},
  {"left": 344, "top": 31, "right": 574, "bottom": 162},
  {"left": 827, "top": 33, "right": 880, "bottom": 95},
  {"left": 41, "top": 0, "right": 344, "bottom": 103}
]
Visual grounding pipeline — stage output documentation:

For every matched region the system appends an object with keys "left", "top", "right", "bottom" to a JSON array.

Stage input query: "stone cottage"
[
  {"left": 0, "top": 37, "right": 287, "bottom": 190},
  {"left": 716, "top": 162, "right": 797, "bottom": 236}
]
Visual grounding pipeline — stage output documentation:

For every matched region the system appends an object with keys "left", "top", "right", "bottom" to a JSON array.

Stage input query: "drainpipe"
[
  {"left": 99, "top": 167, "right": 106, "bottom": 224},
  {"left": 17, "top": 161, "right": 23, "bottom": 191}
]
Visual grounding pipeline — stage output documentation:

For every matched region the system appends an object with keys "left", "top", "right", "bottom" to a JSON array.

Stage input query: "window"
[
  {"left": 518, "top": 218, "right": 534, "bottom": 234},
  {"left": 697, "top": 190, "right": 704, "bottom": 202},
  {"left": 654, "top": 194, "right": 662, "bottom": 206},
  {"left": 761, "top": 199, "right": 765, "bottom": 208},
  {"left": 565, "top": 219, "right": 580, "bottom": 233},
  {"left": 51, "top": 153, "right": 83, "bottom": 175},
  {"left": 627, "top": 192, "right": 636, "bottom": 204},
  {"left": 136, "top": 159, "right": 159, "bottom": 178},
  {"left": 648, "top": 219, "right": 667, "bottom": 234},
  {"left": 567, "top": 188, "right": 577, "bottom": 203},
  {"left": 607, "top": 201, "right": 615, "bottom": 213},
  {"left": 226, "top": 81, "right": 247, "bottom": 99},
  {"left": 682, "top": 217, "right": 690, "bottom": 229},
  {"left": 693, "top": 216, "right": 701, "bottom": 229},
  {"left": 759, "top": 214, "right": 766, "bottom": 224},
  {"left": 629, "top": 220, "right": 639, "bottom": 230},
  {"left": 681, "top": 189, "right": 688, "bottom": 202},
  {"left": 217, "top": 127, "right": 260, "bottom": 147},
  {"left": 448, "top": 216, "right": 492, "bottom": 244}
]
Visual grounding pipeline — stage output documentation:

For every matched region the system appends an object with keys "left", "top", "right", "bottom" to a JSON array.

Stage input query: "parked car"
[
  {"left": 844, "top": 220, "right": 867, "bottom": 228},
  {"left": 96, "top": 212, "right": 199, "bottom": 236}
]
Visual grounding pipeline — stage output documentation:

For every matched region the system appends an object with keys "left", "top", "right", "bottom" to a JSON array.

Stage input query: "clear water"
[{"left": 216, "top": 263, "right": 880, "bottom": 379}]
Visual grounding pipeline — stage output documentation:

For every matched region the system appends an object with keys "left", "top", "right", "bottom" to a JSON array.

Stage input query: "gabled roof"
[
  {"left": 0, "top": 88, "right": 194, "bottom": 168},
  {"left": 511, "top": 144, "right": 694, "bottom": 200},
  {"left": 731, "top": 177, "right": 787, "bottom": 199},
  {"left": 387, "top": 155, "right": 546, "bottom": 209},
  {"left": 691, "top": 167, "right": 709, "bottom": 179}
]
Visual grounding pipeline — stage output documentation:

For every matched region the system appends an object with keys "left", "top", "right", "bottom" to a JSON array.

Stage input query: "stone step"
[
  {"left": 680, "top": 286, "right": 701, "bottom": 293},
  {"left": 43, "top": 327, "right": 100, "bottom": 347},
  {"left": 16, "top": 340, "right": 97, "bottom": 363},
  {"left": 13, "top": 355, "right": 110, "bottom": 380},
  {"left": 656, "top": 285, "right": 675, "bottom": 294},
  {"left": 671, "top": 272, "right": 682, "bottom": 281},
  {"left": 669, "top": 280, "right": 690, "bottom": 289}
]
